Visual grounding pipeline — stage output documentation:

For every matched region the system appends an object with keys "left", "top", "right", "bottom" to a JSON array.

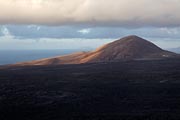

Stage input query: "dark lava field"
[{"left": 0, "top": 58, "right": 180, "bottom": 120}]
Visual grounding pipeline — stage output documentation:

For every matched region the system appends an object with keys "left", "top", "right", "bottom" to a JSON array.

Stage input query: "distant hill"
[{"left": 13, "top": 35, "right": 178, "bottom": 66}]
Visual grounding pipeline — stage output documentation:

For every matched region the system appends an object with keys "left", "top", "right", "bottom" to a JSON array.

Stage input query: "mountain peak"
[
  {"left": 121, "top": 35, "right": 141, "bottom": 39},
  {"left": 116, "top": 35, "right": 150, "bottom": 44},
  {"left": 13, "top": 35, "right": 178, "bottom": 66},
  {"left": 85, "top": 35, "right": 170, "bottom": 62}
]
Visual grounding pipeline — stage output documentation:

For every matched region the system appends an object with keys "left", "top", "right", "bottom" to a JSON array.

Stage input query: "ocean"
[{"left": 0, "top": 49, "right": 81, "bottom": 65}]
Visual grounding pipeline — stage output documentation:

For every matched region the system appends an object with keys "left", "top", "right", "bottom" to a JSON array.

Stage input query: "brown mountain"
[{"left": 14, "top": 35, "right": 178, "bottom": 66}]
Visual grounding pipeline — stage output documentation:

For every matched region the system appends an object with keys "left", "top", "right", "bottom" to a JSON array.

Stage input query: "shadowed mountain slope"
[{"left": 14, "top": 35, "right": 178, "bottom": 66}]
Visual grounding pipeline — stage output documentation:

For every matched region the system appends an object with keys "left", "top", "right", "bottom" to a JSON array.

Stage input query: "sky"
[{"left": 0, "top": 0, "right": 180, "bottom": 50}]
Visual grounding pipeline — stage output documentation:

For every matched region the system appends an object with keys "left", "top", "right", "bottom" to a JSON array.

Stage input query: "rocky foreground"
[{"left": 0, "top": 58, "right": 180, "bottom": 120}]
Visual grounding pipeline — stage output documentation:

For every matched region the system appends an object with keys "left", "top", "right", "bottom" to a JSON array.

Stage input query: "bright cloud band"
[{"left": 0, "top": 0, "right": 180, "bottom": 27}]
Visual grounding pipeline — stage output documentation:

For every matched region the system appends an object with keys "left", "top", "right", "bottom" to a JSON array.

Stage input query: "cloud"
[
  {"left": 4, "top": 25, "right": 180, "bottom": 40},
  {"left": 1, "top": 26, "right": 11, "bottom": 36},
  {"left": 78, "top": 28, "right": 91, "bottom": 34},
  {"left": 159, "top": 28, "right": 179, "bottom": 35},
  {"left": 0, "top": 26, "right": 14, "bottom": 39},
  {"left": 27, "top": 25, "right": 40, "bottom": 31},
  {"left": 0, "top": 0, "right": 180, "bottom": 27}
]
